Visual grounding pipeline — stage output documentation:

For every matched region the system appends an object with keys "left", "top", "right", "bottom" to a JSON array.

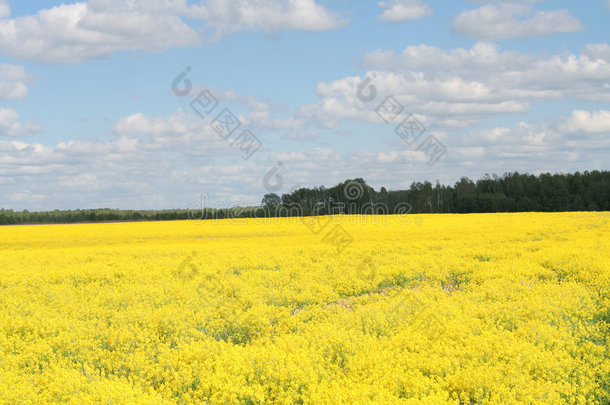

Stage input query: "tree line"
[
  {"left": 1, "top": 170, "right": 608, "bottom": 225},
  {"left": 264, "top": 170, "right": 610, "bottom": 216}
]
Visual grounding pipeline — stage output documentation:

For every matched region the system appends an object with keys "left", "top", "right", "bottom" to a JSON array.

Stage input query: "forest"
[{"left": 1, "top": 170, "right": 608, "bottom": 225}]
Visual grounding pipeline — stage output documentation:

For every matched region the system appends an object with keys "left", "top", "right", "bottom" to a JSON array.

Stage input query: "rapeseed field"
[{"left": 0, "top": 213, "right": 608, "bottom": 404}]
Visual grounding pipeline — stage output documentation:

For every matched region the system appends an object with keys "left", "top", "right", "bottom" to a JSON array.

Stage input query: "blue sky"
[{"left": 0, "top": 0, "right": 609, "bottom": 210}]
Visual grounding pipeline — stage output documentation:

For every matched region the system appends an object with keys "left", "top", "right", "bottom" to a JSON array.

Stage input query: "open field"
[{"left": 0, "top": 213, "right": 609, "bottom": 404}]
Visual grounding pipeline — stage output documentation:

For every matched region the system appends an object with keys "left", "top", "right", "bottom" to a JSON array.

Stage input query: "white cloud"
[
  {"left": 297, "top": 69, "right": 531, "bottom": 130},
  {"left": 467, "top": 110, "right": 610, "bottom": 152},
  {"left": 0, "top": 105, "right": 291, "bottom": 210},
  {"left": 363, "top": 42, "right": 610, "bottom": 101},
  {"left": 296, "top": 42, "right": 610, "bottom": 131},
  {"left": 453, "top": 4, "right": 582, "bottom": 40},
  {"left": 378, "top": 0, "right": 432, "bottom": 22},
  {"left": 214, "top": 89, "right": 307, "bottom": 132},
  {"left": 558, "top": 110, "right": 610, "bottom": 134},
  {"left": 199, "top": 0, "right": 347, "bottom": 39},
  {"left": 2, "top": 108, "right": 609, "bottom": 210},
  {"left": 0, "top": 0, "right": 9, "bottom": 19},
  {"left": 0, "top": 108, "right": 41, "bottom": 137},
  {"left": 0, "top": 111, "right": 263, "bottom": 210},
  {"left": 114, "top": 111, "right": 193, "bottom": 137},
  {"left": 0, "top": 64, "right": 29, "bottom": 100},
  {"left": 362, "top": 42, "right": 535, "bottom": 73},
  {"left": 111, "top": 109, "right": 246, "bottom": 156},
  {"left": 298, "top": 43, "right": 610, "bottom": 128},
  {"left": 585, "top": 43, "right": 610, "bottom": 60},
  {"left": 437, "top": 109, "right": 610, "bottom": 175},
  {"left": 0, "top": 0, "right": 345, "bottom": 64},
  {"left": 0, "top": 1, "right": 200, "bottom": 64}
]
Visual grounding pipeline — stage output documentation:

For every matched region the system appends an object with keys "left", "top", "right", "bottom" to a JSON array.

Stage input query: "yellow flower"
[{"left": 0, "top": 213, "right": 608, "bottom": 403}]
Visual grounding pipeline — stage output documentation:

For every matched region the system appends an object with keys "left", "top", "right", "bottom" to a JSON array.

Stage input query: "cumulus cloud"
[
  {"left": 362, "top": 42, "right": 610, "bottom": 102},
  {"left": 0, "top": 108, "right": 41, "bottom": 137},
  {"left": 0, "top": 64, "right": 29, "bottom": 100},
  {"left": 297, "top": 68, "right": 531, "bottom": 131},
  {"left": 453, "top": 3, "right": 582, "bottom": 40},
  {"left": 2, "top": 108, "right": 609, "bottom": 210},
  {"left": 0, "top": 103, "right": 326, "bottom": 210},
  {"left": 447, "top": 109, "right": 610, "bottom": 175},
  {"left": 378, "top": 0, "right": 432, "bottom": 22},
  {"left": 0, "top": 1, "right": 200, "bottom": 63},
  {"left": 111, "top": 109, "right": 249, "bottom": 157},
  {"left": 114, "top": 111, "right": 193, "bottom": 138},
  {"left": 469, "top": 110, "right": 610, "bottom": 153},
  {"left": 0, "top": 0, "right": 345, "bottom": 64},
  {"left": 0, "top": 105, "right": 274, "bottom": 210},
  {"left": 199, "top": 0, "right": 347, "bottom": 39},
  {"left": 297, "top": 42, "right": 610, "bottom": 131},
  {"left": 557, "top": 110, "right": 610, "bottom": 134}
]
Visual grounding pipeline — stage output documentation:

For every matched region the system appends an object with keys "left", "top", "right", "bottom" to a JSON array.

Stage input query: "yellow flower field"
[{"left": 0, "top": 213, "right": 609, "bottom": 404}]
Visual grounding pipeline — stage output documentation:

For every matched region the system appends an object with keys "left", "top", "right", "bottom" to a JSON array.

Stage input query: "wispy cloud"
[
  {"left": 0, "top": 0, "right": 346, "bottom": 64},
  {"left": 0, "top": 108, "right": 41, "bottom": 137},
  {"left": 378, "top": 0, "right": 432, "bottom": 22},
  {"left": 453, "top": 3, "right": 582, "bottom": 40},
  {"left": 0, "top": 64, "right": 29, "bottom": 100}
]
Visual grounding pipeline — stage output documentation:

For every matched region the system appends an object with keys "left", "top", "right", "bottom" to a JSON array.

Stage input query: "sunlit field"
[{"left": 0, "top": 213, "right": 609, "bottom": 404}]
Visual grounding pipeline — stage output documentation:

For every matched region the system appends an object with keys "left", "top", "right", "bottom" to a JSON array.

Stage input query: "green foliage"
[{"left": 1, "top": 170, "right": 609, "bottom": 225}]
